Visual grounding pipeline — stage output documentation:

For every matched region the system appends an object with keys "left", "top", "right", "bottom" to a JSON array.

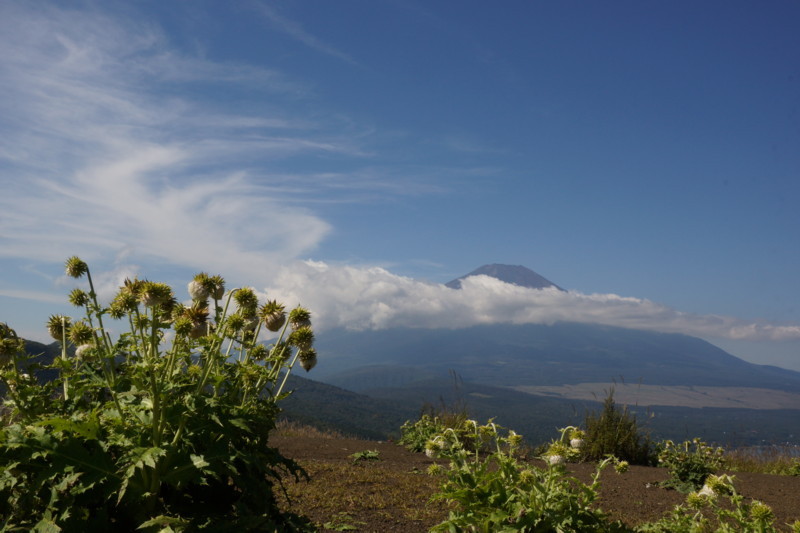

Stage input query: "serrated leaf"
[{"left": 137, "top": 515, "right": 188, "bottom": 529}]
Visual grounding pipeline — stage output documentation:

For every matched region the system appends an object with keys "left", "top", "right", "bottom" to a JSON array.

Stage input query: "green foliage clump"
[
  {"left": 543, "top": 426, "right": 591, "bottom": 465},
  {"left": 399, "top": 414, "right": 450, "bottom": 452},
  {"left": 582, "top": 389, "right": 656, "bottom": 466},
  {"left": 426, "top": 419, "right": 631, "bottom": 532},
  {"left": 350, "top": 449, "right": 381, "bottom": 463},
  {"left": 657, "top": 438, "right": 725, "bottom": 493},
  {"left": 0, "top": 257, "right": 318, "bottom": 531},
  {"left": 640, "top": 474, "right": 798, "bottom": 533}
]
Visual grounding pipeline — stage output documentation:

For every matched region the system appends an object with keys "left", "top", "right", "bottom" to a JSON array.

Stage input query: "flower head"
[
  {"left": 248, "top": 344, "right": 269, "bottom": 362},
  {"left": 288, "top": 307, "right": 312, "bottom": 330},
  {"left": 749, "top": 500, "right": 774, "bottom": 523},
  {"left": 260, "top": 300, "right": 287, "bottom": 332},
  {"left": 68, "top": 288, "right": 90, "bottom": 307},
  {"left": 188, "top": 275, "right": 211, "bottom": 302},
  {"left": 75, "top": 344, "right": 95, "bottom": 360},
  {"left": 288, "top": 326, "right": 314, "bottom": 351},
  {"left": 65, "top": 256, "right": 88, "bottom": 278},
  {"left": 234, "top": 287, "right": 259, "bottom": 318},
  {"left": 139, "top": 281, "right": 174, "bottom": 308},
  {"left": 209, "top": 275, "right": 225, "bottom": 300},
  {"left": 298, "top": 348, "right": 317, "bottom": 371},
  {"left": 69, "top": 320, "right": 94, "bottom": 345},
  {"left": 47, "top": 315, "right": 71, "bottom": 342}
]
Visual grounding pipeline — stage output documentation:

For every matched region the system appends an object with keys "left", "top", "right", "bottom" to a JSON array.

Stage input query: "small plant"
[
  {"left": 544, "top": 425, "right": 587, "bottom": 464},
  {"left": 350, "top": 449, "right": 381, "bottom": 463},
  {"left": 323, "top": 512, "right": 362, "bottom": 531},
  {"left": 425, "top": 419, "right": 631, "bottom": 532},
  {"left": 640, "top": 474, "right": 799, "bottom": 532},
  {"left": 582, "top": 388, "right": 656, "bottom": 466},
  {"left": 657, "top": 438, "right": 725, "bottom": 493},
  {"left": 399, "top": 371, "right": 470, "bottom": 453},
  {"left": 399, "top": 413, "right": 449, "bottom": 452}
]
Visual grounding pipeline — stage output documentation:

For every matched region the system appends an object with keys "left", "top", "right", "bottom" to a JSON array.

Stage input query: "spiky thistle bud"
[
  {"left": 178, "top": 304, "right": 210, "bottom": 339},
  {"left": 65, "top": 256, "right": 88, "bottom": 278},
  {"left": 75, "top": 344, "right": 94, "bottom": 360},
  {"left": 0, "top": 323, "right": 23, "bottom": 367},
  {"left": 68, "top": 288, "right": 90, "bottom": 307},
  {"left": 209, "top": 275, "right": 225, "bottom": 300},
  {"left": 749, "top": 501, "right": 775, "bottom": 522},
  {"left": 226, "top": 313, "right": 246, "bottom": 333},
  {"left": 260, "top": 300, "right": 286, "bottom": 332},
  {"left": 139, "top": 281, "right": 173, "bottom": 308},
  {"left": 109, "top": 289, "right": 138, "bottom": 319},
  {"left": 288, "top": 306, "right": 311, "bottom": 330},
  {"left": 47, "top": 315, "right": 71, "bottom": 342},
  {"left": 248, "top": 344, "right": 269, "bottom": 361},
  {"left": 188, "top": 272, "right": 213, "bottom": 302},
  {"left": 425, "top": 436, "right": 446, "bottom": 458},
  {"left": 69, "top": 320, "right": 94, "bottom": 345},
  {"left": 298, "top": 348, "right": 317, "bottom": 371},
  {"left": 173, "top": 316, "right": 194, "bottom": 337},
  {"left": 234, "top": 287, "right": 259, "bottom": 318},
  {"left": 0, "top": 322, "right": 19, "bottom": 343},
  {"left": 288, "top": 326, "right": 314, "bottom": 351}
]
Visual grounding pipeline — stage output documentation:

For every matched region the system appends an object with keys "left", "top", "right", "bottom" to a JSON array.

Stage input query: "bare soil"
[{"left": 272, "top": 434, "right": 800, "bottom": 532}]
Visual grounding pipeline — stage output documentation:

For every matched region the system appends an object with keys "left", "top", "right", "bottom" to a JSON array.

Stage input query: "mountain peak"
[{"left": 445, "top": 263, "right": 564, "bottom": 291}]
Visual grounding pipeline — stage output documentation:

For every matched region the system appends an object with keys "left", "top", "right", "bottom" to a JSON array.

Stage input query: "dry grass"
[
  {"left": 274, "top": 419, "right": 348, "bottom": 439},
  {"left": 725, "top": 446, "right": 800, "bottom": 476},
  {"left": 276, "top": 459, "right": 448, "bottom": 531}
]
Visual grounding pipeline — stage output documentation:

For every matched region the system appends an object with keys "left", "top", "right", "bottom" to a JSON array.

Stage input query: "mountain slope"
[
  {"left": 314, "top": 322, "right": 800, "bottom": 393},
  {"left": 445, "top": 263, "right": 564, "bottom": 291}
]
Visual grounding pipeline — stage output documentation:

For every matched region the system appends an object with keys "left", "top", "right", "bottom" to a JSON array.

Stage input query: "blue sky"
[{"left": 1, "top": 1, "right": 799, "bottom": 370}]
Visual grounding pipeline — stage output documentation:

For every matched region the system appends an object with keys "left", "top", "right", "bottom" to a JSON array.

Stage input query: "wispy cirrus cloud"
[
  {"left": 251, "top": 3, "right": 360, "bottom": 66},
  {"left": 0, "top": 2, "right": 372, "bottom": 284}
]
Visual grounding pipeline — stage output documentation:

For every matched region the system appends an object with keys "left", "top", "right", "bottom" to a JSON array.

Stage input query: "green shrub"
[
  {"left": 0, "top": 258, "right": 317, "bottom": 531},
  {"left": 426, "top": 419, "right": 631, "bottom": 532},
  {"left": 398, "top": 387, "right": 470, "bottom": 453},
  {"left": 399, "top": 413, "right": 448, "bottom": 452},
  {"left": 657, "top": 438, "right": 725, "bottom": 492},
  {"left": 640, "top": 474, "right": 798, "bottom": 533},
  {"left": 582, "top": 389, "right": 656, "bottom": 466}
]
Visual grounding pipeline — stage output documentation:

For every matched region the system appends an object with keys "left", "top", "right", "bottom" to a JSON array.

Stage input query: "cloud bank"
[{"left": 262, "top": 261, "right": 800, "bottom": 342}]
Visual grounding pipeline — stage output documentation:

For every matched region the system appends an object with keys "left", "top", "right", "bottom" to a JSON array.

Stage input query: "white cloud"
[
  {"left": 263, "top": 261, "right": 800, "bottom": 342},
  {"left": 0, "top": 3, "right": 341, "bottom": 281}
]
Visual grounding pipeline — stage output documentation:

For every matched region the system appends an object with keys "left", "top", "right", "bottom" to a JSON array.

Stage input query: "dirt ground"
[{"left": 272, "top": 434, "right": 800, "bottom": 532}]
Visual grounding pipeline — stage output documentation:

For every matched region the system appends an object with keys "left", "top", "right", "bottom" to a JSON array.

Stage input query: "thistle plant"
[
  {"left": 544, "top": 425, "right": 587, "bottom": 464},
  {"left": 640, "top": 474, "right": 799, "bottom": 532},
  {"left": 426, "top": 419, "right": 630, "bottom": 532},
  {"left": 657, "top": 438, "right": 726, "bottom": 492},
  {"left": 0, "top": 257, "right": 317, "bottom": 531}
]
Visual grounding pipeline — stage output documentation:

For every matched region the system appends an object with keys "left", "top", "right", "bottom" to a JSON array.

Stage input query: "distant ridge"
[{"left": 445, "top": 263, "right": 564, "bottom": 291}]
